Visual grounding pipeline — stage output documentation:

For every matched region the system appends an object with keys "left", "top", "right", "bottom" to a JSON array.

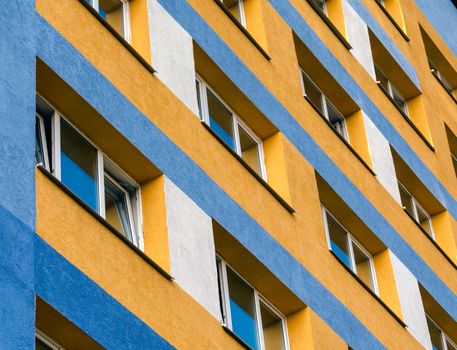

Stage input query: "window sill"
[
  {"left": 304, "top": 96, "right": 376, "bottom": 176},
  {"left": 78, "top": 0, "right": 156, "bottom": 75},
  {"left": 402, "top": 207, "right": 457, "bottom": 270},
  {"left": 222, "top": 325, "right": 254, "bottom": 350},
  {"left": 36, "top": 164, "right": 174, "bottom": 281},
  {"left": 374, "top": 0, "right": 410, "bottom": 42},
  {"left": 201, "top": 121, "right": 295, "bottom": 214},
  {"left": 305, "top": 0, "right": 352, "bottom": 50},
  {"left": 376, "top": 82, "right": 435, "bottom": 152},
  {"left": 213, "top": 0, "right": 271, "bottom": 61},
  {"left": 329, "top": 250, "right": 407, "bottom": 328},
  {"left": 430, "top": 71, "right": 457, "bottom": 104}
]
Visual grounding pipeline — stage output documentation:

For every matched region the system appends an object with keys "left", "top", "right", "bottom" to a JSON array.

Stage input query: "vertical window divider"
[
  {"left": 93, "top": 0, "right": 100, "bottom": 11},
  {"left": 253, "top": 291, "right": 265, "bottom": 350},
  {"left": 220, "top": 258, "right": 233, "bottom": 329},
  {"left": 347, "top": 234, "right": 357, "bottom": 272},
  {"left": 122, "top": 0, "right": 132, "bottom": 43},
  {"left": 52, "top": 112, "right": 61, "bottom": 179},
  {"left": 98, "top": 151, "right": 106, "bottom": 217},
  {"left": 36, "top": 113, "right": 50, "bottom": 171},
  {"left": 238, "top": 0, "right": 247, "bottom": 27},
  {"left": 233, "top": 117, "right": 242, "bottom": 155}
]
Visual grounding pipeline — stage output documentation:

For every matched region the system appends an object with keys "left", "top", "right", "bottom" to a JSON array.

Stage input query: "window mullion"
[
  {"left": 122, "top": 0, "right": 132, "bottom": 43},
  {"left": 254, "top": 292, "right": 265, "bottom": 350},
  {"left": 98, "top": 152, "right": 106, "bottom": 217},
  {"left": 233, "top": 117, "right": 242, "bottom": 155},
  {"left": 221, "top": 261, "right": 232, "bottom": 329},
  {"left": 347, "top": 234, "right": 357, "bottom": 273},
  {"left": 52, "top": 112, "right": 61, "bottom": 179}
]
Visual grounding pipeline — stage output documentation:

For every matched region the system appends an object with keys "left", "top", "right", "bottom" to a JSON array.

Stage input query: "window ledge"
[
  {"left": 222, "top": 325, "right": 254, "bottom": 350},
  {"left": 305, "top": 0, "right": 352, "bottom": 50},
  {"left": 213, "top": 0, "right": 271, "bottom": 61},
  {"left": 201, "top": 121, "right": 295, "bottom": 214},
  {"left": 430, "top": 71, "right": 457, "bottom": 104},
  {"left": 374, "top": 0, "right": 410, "bottom": 42},
  {"left": 376, "top": 82, "right": 435, "bottom": 152},
  {"left": 304, "top": 96, "right": 376, "bottom": 176},
  {"left": 36, "top": 164, "right": 174, "bottom": 281},
  {"left": 402, "top": 207, "right": 457, "bottom": 270},
  {"left": 78, "top": 0, "right": 156, "bottom": 75},
  {"left": 329, "top": 250, "right": 407, "bottom": 328}
]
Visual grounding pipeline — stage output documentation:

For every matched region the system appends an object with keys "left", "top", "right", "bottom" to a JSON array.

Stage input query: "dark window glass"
[
  {"left": 36, "top": 338, "right": 54, "bottom": 350},
  {"left": 302, "top": 73, "right": 324, "bottom": 115},
  {"left": 99, "top": 0, "right": 124, "bottom": 37},
  {"left": 325, "top": 100, "right": 346, "bottom": 138},
  {"left": 352, "top": 243, "right": 375, "bottom": 291},
  {"left": 221, "top": 0, "right": 243, "bottom": 23},
  {"left": 326, "top": 212, "right": 351, "bottom": 267},
  {"left": 206, "top": 89, "right": 235, "bottom": 149},
  {"left": 427, "top": 317, "right": 444, "bottom": 350},
  {"left": 260, "top": 301, "right": 285, "bottom": 350},
  {"left": 104, "top": 176, "right": 133, "bottom": 241},
  {"left": 238, "top": 125, "right": 261, "bottom": 176},
  {"left": 398, "top": 184, "right": 414, "bottom": 217}
]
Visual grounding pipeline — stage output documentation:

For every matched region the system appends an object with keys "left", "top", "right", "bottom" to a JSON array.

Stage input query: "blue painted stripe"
[
  {"left": 35, "top": 15, "right": 386, "bottom": 349},
  {"left": 35, "top": 235, "right": 174, "bottom": 350},
  {"left": 345, "top": 0, "right": 420, "bottom": 88},
  {"left": 156, "top": 0, "right": 457, "bottom": 320}
]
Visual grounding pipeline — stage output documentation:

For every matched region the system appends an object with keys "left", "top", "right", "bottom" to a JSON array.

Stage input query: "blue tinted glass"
[
  {"left": 61, "top": 120, "right": 98, "bottom": 211},
  {"left": 227, "top": 267, "right": 259, "bottom": 350}
]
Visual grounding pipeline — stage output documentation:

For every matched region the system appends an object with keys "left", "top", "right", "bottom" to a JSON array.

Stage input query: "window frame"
[
  {"left": 196, "top": 75, "right": 267, "bottom": 180},
  {"left": 36, "top": 95, "right": 143, "bottom": 249},
  {"left": 300, "top": 69, "right": 349, "bottom": 141},
  {"left": 397, "top": 181, "right": 435, "bottom": 239},
  {"left": 426, "top": 314, "right": 457, "bottom": 350},
  {"left": 87, "top": 0, "right": 132, "bottom": 42},
  {"left": 218, "top": 0, "right": 247, "bottom": 27},
  {"left": 374, "top": 65, "right": 410, "bottom": 117},
  {"left": 322, "top": 206, "right": 380, "bottom": 295},
  {"left": 428, "top": 58, "right": 456, "bottom": 98},
  {"left": 36, "top": 113, "right": 50, "bottom": 170},
  {"left": 36, "top": 330, "right": 65, "bottom": 350},
  {"left": 216, "top": 256, "right": 290, "bottom": 350}
]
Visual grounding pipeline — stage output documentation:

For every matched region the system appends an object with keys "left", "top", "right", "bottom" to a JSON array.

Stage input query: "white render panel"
[
  {"left": 148, "top": 0, "right": 199, "bottom": 114},
  {"left": 390, "top": 252, "right": 433, "bottom": 349},
  {"left": 363, "top": 114, "right": 401, "bottom": 202},
  {"left": 164, "top": 177, "right": 222, "bottom": 321},
  {"left": 342, "top": 0, "right": 376, "bottom": 79}
]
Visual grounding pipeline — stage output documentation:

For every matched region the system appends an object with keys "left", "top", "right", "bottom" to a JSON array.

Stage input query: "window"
[
  {"left": 374, "top": 65, "right": 409, "bottom": 117},
  {"left": 86, "top": 0, "right": 131, "bottom": 41},
  {"left": 301, "top": 70, "right": 348, "bottom": 140},
  {"left": 35, "top": 96, "right": 142, "bottom": 246},
  {"left": 36, "top": 331, "right": 63, "bottom": 350},
  {"left": 426, "top": 315, "right": 457, "bottom": 350},
  {"left": 429, "top": 59, "right": 456, "bottom": 98},
  {"left": 322, "top": 208, "right": 379, "bottom": 294},
  {"left": 196, "top": 77, "right": 267, "bottom": 179},
  {"left": 219, "top": 0, "right": 246, "bottom": 27},
  {"left": 216, "top": 257, "right": 290, "bottom": 350},
  {"left": 398, "top": 182, "right": 435, "bottom": 239},
  {"left": 310, "top": 0, "right": 327, "bottom": 14}
]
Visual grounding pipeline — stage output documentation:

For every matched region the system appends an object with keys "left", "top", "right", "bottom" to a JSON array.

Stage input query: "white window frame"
[
  {"left": 300, "top": 69, "right": 349, "bottom": 141},
  {"left": 321, "top": 206, "right": 380, "bottom": 295},
  {"left": 36, "top": 114, "right": 50, "bottom": 171},
  {"left": 314, "top": 0, "right": 328, "bottom": 15},
  {"left": 88, "top": 0, "right": 132, "bottom": 42},
  {"left": 196, "top": 75, "right": 268, "bottom": 180},
  {"left": 36, "top": 330, "right": 65, "bottom": 350},
  {"left": 36, "top": 95, "right": 143, "bottom": 249},
  {"left": 216, "top": 256, "right": 290, "bottom": 350},
  {"left": 219, "top": 0, "right": 247, "bottom": 27},
  {"left": 374, "top": 65, "right": 410, "bottom": 117},
  {"left": 397, "top": 181, "right": 435, "bottom": 240},
  {"left": 426, "top": 314, "right": 457, "bottom": 350}
]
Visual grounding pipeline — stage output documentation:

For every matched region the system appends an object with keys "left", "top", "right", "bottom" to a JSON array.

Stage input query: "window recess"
[
  {"left": 322, "top": 207, "right": 379, "bottom": 295},
  {"left": 216, "top": 256, "right": 290, "bottom": 350},
  {"left": 196, "top": 76, "right": 267, "bottom": 180},
  {"left": 219, "top": 0, "right": 246, "bottom": 27},
  {"left": 35, "top": 95, "right": 142, "bottom": 247},
  {"left": 374, "top": 65, "right": 409, "bottom": 117},
  {"left": 36, "top": 330, "right": 64, "bottom": 350},
  {"left": 85, "top": 0, "right": 131, "bottom": 42},
  {"left": 426, "top": 315, "right": 457, "bottom": 350}
]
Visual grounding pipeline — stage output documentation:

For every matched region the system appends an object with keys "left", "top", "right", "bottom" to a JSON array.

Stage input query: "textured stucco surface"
[{"left": 165, "top": 177, "right": 221, "bottom": 321}]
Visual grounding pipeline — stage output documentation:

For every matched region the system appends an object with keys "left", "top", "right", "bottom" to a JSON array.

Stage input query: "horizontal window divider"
[
  {"left": 303, "top": 96, "right": 377, "bottom": 176},
  {"left": 222, "top": 325, "right": 255, "bottom": 350},
  {"left": 329, "top": 250, "right": 407, "bottom": 328},
  {"left": 212, "top": 0, "right": 271, "bottom": 61},
  {"left": 376, "top": 82, "right": 435, "bottom": 152},
  {"left": 77, "top": 0, "right": 156, "bottom": 75},
  {"left": 430, "top": 71, "right": 457, "bottom": 104},
  {"left": 201, "top": 121, "right": 295, "bottom": 214},
  {"left": 36, "top": 164, "right": 174, "bottom": 281},
  {"left": 305, "top": 0, "right": 352, "bottom": 50},
  {"left": 402, "top": 207, "right": 457, "bottom": 270},
  {"left": 374, "top": 0, "right": 410, "bottom": 42}
]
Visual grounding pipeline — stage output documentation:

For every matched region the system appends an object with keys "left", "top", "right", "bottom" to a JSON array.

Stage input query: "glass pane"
[
  {"left": 206, "top": 89, "right": 235, "bottom": 149},
  {"left": 36, "top": 118, "right": 45, "bottom": 166},
  {"left": 260, "top": 301, "right": 285, "bottom": 350},
  {"left": 99, "top": 0, "right": 124, "bottom": 37},
  {"left": 196, "top": 80, "right": 203, "bottom": 119},
  {"left": 390, "top": 84, "right": 409, "bottom": 116},
  {"left": 104, "top": 176, "right": 133, "bottom": 241},
  {"left": 238, "top": 125, "right": 262, "bottom": 176},
  {"left": 61, "top": 119, "right": 98, "bottom": 211},
  {"left": 375, "top": 66, "right": 389, "bottom": 92},
  {"left": 398, "top": 184, "right": 414, "bottom": 217},
  {"left": 446, "top": 339, "right": 457, "bottom": 350},
  {"left": 325, "top": 99, "right": 347, "bottom": 139},
  {"left": 226, "top": 267, "right": 259, "bottom": 350},
  {"left": 36, "top": 96, "right": 53, "bottom": 170},
  {"left": 426, "top": 317, "right": 444, "bottom": 350},
  {"left": 221, "top": 0, "right": 243, "bottom": 23},
  {"left": 352, "top": 242, "right": 375, "bottom": 291},
  {"left": 416, "top": 205, "right": 433, "bottom": 237},
  {"left": 302, "top": 73, "right": 324, "bottom": 115},
  {"left": 36, "top": 338, "right": 54, "bottom": 350},
  {"left": 326, "top": 212, "right": 351, "bottom": 267}
]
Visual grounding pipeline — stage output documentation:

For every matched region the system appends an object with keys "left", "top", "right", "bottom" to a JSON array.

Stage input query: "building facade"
[{"left": 1, "top": 0, "right": 457, "bottom": 349}]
